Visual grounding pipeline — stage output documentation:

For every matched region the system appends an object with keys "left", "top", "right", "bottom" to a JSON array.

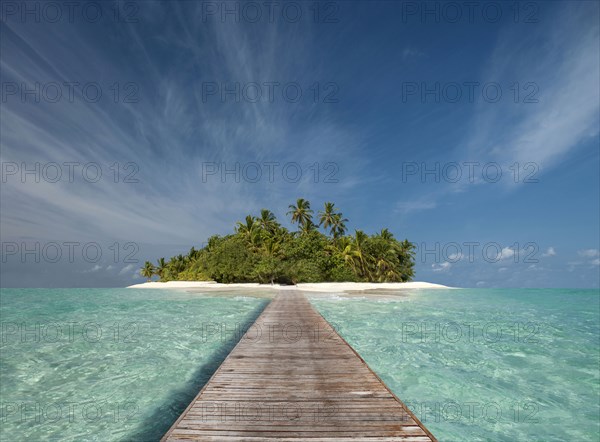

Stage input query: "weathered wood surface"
[{"left": 162, "top": 292, "right": 437, "bottom": 441}]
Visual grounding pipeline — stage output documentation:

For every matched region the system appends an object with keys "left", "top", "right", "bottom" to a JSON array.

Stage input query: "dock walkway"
[{"left": 162, "top": 292, "right": 436, "bottom": 441}]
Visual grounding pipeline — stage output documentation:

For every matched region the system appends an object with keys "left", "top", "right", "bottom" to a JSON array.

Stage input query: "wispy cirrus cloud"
[
  {"left": 465, "top": 2, "right": 599, "bottom": 170},
  {"left": 1, "top": 3, "right": 370, "bottom": 286},
  {"left": 394, "top": 198, "right": 437, "bottom": 215},
  {"left": 1, "top": 3, "right": 366, "bottom": 248},
  {"left": 395, "top": 2, "right": 599, "bottom": 216}
]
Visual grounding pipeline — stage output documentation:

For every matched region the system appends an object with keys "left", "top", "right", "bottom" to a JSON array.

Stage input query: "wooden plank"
[{"left": 162, "top": 292, "right": 437, "bottom": 441}]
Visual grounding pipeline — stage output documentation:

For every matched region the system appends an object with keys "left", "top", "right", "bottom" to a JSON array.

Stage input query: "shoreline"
[{"left": 126, "top": 281, "right": 454, "bottom": 292}]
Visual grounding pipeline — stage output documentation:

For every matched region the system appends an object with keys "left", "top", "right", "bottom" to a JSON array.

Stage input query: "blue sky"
[{"left": 1, "top": 1, "right": 599, "bottom": 288}]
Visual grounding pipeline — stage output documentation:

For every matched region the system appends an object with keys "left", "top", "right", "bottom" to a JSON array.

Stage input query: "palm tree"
[
  {"left": 399, "top": 239, "right": 415, "bottom": 255},
  {"left": 236, "top": 215, "right": 258, "bottom": 238},
  {"left": 188, "top": 247, "right": 200, "bottom": 260},
  {"left": 330, "top": 213, "right": 348, "bottom": 239},
  {"left": 140, "top": 261, "right": 155, "bottom": 281},
  {"left": 262, "top": 236, "right": 282, "bottom": 258},
  {"left": 318, "top": 203, "right": 348, "bottom": 239},
  {"left": 335, "top": 236, "right": 351, "bottom": 252},
  {"left": 165, "top": 254, "right": 187, "bottom": 277},
  {"left": 352, "top": 230, "right": 371, "bottom": 278},
  {"left": 156, "top": 257, "right": 167, "bottom": 280},
  {"left": 236, "top": 215, "right": 263, "bottom": 250},
  {"left": 287, "top": 198, "right": 314, "bottom": 233},
  {"left": 318, "top": 202, "right": 337, "bottom": 230},
  {"left": 258, "top": 209, "right": 279, "bottom": 233},
  {"left": 341, "top": 242, "right": 356, "bottom": 270},
  {"left": 370, "top": 236, "right": 401, "bottom": 282},
  {"left": 397, "top": 239, "right": 416, "bottom": 281},
  {"left": 378, "top": 228, "right": 394, "bottom": 241},
  {"left": 340, "top": 230, "right": 372, "bottom": 279}
]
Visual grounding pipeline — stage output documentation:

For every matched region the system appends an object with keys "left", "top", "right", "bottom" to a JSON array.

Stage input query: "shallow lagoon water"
[
  {"left": 310, "top": 288, "right": 600, "bottom": 441},
  {"left": 1, "top": 287, "right": 598, "bottom": 441},
  {"left": 0, "top": 288, "right": 269, "bottom": 441}
]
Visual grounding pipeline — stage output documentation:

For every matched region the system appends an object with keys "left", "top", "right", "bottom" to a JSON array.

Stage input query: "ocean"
[{"left": 1, "top": 288, "right": 598, "bottom": 441}]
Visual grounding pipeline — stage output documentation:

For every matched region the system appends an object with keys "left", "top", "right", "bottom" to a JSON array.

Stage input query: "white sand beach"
[{"left": 127, "top": 281, "right": 453, "bottom": 291}]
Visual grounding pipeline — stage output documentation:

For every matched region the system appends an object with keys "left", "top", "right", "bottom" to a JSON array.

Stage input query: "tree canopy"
[{"left": 141, "top": 200, "right": 415, "bottom": 284}]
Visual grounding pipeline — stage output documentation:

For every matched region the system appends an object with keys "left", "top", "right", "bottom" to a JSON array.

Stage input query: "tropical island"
[{"left": 140, "top": 199, "right": 416, "bottom": 284}]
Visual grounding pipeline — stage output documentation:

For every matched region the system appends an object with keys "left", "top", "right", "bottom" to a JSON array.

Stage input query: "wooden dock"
[{"left": 162, "top": 292, "right": 437, "bottom": 441}]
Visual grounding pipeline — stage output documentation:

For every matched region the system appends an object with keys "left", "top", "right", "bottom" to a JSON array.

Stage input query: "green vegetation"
[{"left": 141, "top": 200, "right": 415, "bottom": 284}]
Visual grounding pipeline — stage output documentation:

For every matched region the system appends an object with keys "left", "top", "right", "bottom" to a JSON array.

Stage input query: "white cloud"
[
  {"left": 542, "top": 247, "right": 556, "bottom": 257},
  {"left": 432, "top": 262, "right": 451, "bottom": 272},
  {"left": 575, "top": 249, "right": 600, "bottom": 267},
  {"left": 578, "top": 249, "right": 599, "bottom": 258},
  {"left": 499, "top": 247, "right": 516, "bottom": 261},
  {"left": 448, "top": 252, "right": 462, "bottom": 261},
  {"left": 119, "top": 264, "right": 137, "bottom": 275},
  {"left": 567, "top": 254, "right": 600, "bottom": 270},
  {"left": 498, "top": 267, "right": 507, "bottom": 273}
]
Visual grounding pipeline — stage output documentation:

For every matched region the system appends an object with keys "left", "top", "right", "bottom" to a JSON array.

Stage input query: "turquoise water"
[
  {"left": 0, "top": 288, "right": 269, "bottom": 441},
  {"left": 311, "top": 289, "right": 600, "bottom": 441},
  {"left": 1, "top": 288, "right": 598, "bottom": 441}
]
